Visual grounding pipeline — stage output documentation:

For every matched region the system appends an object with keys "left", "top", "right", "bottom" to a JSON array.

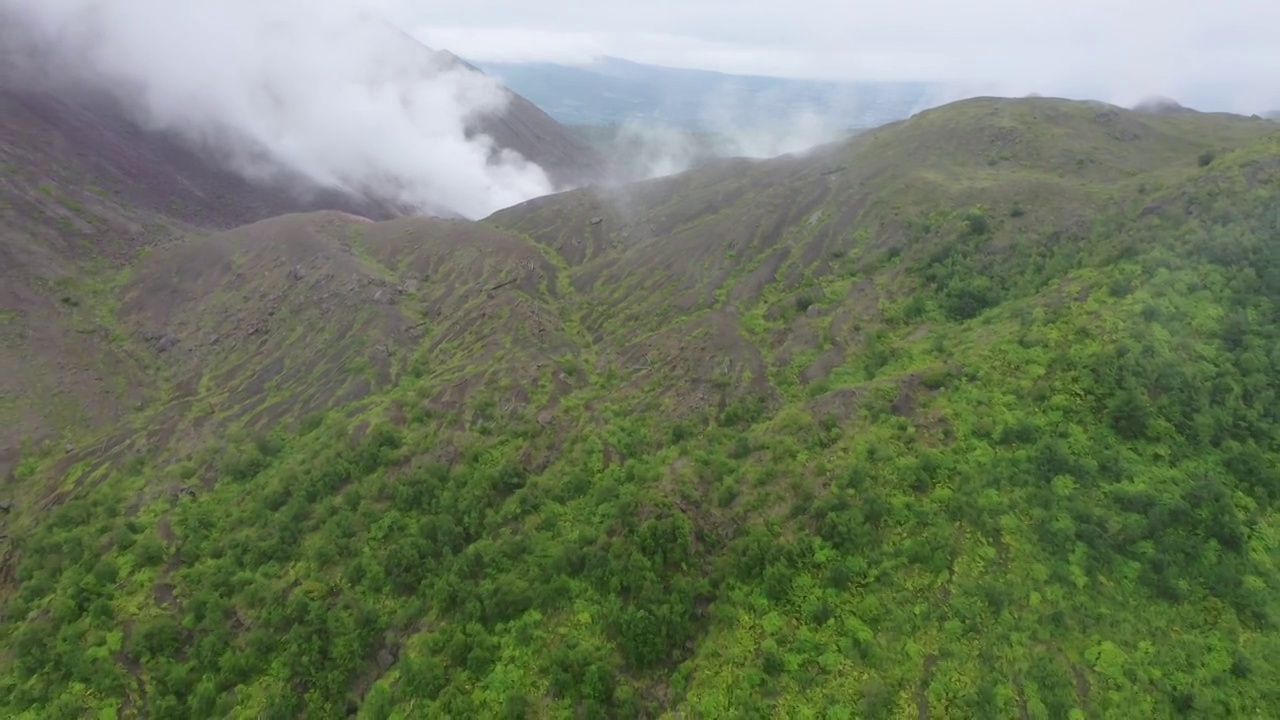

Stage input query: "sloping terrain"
[
  {"left": 0, "top": 83, "right": 401, "bottom": 232},
  {"left": 0, "top": 77, "right": 399, "bottom": 475},
  {"left": 0, "top": 37, "right": 610, "bottom": 476},
  {"left": 490, "top": 97, "right": 1276, "bottom": 414},
  {"left": 439, "top": 51, "right": 612, "bottom": 189},
  {"left": 3, "top": 97, "right": 1280, "bottom": 719},
  {"left": 115, "top": 210, "right": 575, "bottom": 452}
]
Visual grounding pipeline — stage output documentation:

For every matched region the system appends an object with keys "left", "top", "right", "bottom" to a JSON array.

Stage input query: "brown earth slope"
[
  {"left": 0, "top": 71, "right": 406, "bottom": 473},
  {"left": 0, "top": 27, "right": 610, "bottom": 475}
]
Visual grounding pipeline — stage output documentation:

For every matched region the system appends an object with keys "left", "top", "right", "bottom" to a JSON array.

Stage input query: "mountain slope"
[
  {"left": 0, "top": 36, "right": 610, "bottom": 474},
  {"left": 3, "top": 97, "right": 1280, "bottom": 719},
  {"left": 0, "top": 77, "right": 401, "bottom": 473},
  {"left": 439, "top": 51, "right": 612, "bottom": 189},
  {"left": 488, "top": 97, "right": 1276, "bottom": 411}
]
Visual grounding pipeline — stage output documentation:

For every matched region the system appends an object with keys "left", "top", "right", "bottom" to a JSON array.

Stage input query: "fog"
[
  {"left": 4, "top": 1, "right": 1275, "bottom": 220},
  {"left": 608, "top": 111, "right": 851, "bottom": 182},
  {"left": 0, "top": 0, "right": 559, "bottom": 219},
  {"left": 419, "top": 8, "right": 1280, "bottom": 117}
]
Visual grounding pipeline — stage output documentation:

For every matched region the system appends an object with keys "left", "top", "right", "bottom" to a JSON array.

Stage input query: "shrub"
[{"left": 963, "top": 207, "right": 991, "bottom": 236}]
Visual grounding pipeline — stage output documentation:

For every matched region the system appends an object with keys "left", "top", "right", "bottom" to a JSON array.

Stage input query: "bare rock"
[
  {"left": 376, "top": 648, "right": 396, "bottom": 672},
  {"left": 155, "top": 333, "right": 179, "bottom": 353}
]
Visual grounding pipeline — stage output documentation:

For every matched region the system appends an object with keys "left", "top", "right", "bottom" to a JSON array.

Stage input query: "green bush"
[{"left": 963, "top": 207, "right": 991, "bottom": 236}]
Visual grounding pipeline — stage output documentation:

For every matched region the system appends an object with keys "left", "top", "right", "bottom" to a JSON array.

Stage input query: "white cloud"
[
  {"left": 0, "top": 0, "right": 560, "bottom": 219},
  {"left": 412, "top": 0, "right": 1280, "bottom": 113},
  {"left": 2, "top": 0, "right": 1276, "bottom": 224}
]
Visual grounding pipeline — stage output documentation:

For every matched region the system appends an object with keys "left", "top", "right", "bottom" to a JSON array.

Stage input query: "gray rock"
[
  {"left": 155, "top": 334, "right": 179, "bottom": 353},
  {"left": 287, "top": 265, "right": 306, "bottom": 282},
  {"left": 0, "top": 500, "right": 12, "bottom": 512},
  {"left": 376, "top": 648, "right": 395, "bottom": 671},
  {"left": 589, "top": 217, "right": 603, "bottom": 225}
]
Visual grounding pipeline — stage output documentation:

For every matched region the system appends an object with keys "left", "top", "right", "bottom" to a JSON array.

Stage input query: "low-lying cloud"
[
  {"left": 416, "top": 13, "right": 1280, "bottom": 116},
  {"left": 610, "top": 111, "right": 851, "bottom": 182},
  {"left": 0, "top": 0, "right": 559, "bottom": 219}
]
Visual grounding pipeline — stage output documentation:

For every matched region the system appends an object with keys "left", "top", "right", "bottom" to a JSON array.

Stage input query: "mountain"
[
  {"left": 4, "top": 95, "right": 1280, "bottom": 719},
  {"left": 473, "top": 56, "right": 944, "bottom": 131},
  {"left": 0, "top": 76, "right": 398, "bottom": 470},
  {"left": 0, "top": 26, "right": 608, "bottom": 219},
  {"left": 438, "top": 51, "right": 612, "bottom": 188},
  {"left": 0, "top": 33, "right": 611, "bottom": 470}
]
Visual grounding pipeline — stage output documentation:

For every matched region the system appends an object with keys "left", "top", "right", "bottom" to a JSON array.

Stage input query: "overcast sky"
[{"left": 409, "top": 0, "right": 1280, "bottom": 112}]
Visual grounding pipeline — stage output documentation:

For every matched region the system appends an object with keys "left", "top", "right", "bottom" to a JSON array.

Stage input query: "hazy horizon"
[
  {"left": 412, "top": 1, "right": 1280, "bottom": 116},
  {"left": 1, "top": 0, "right": 1275, "bottom": 221}
]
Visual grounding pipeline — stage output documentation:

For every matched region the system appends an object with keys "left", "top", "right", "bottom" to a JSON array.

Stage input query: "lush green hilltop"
[{"left": 3, "top": 97, "right": 1280, "bottom": 719}]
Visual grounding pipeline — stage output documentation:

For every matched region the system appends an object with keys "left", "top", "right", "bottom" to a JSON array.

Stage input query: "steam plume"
[{"left": 0, "top": 0, "right": 558, "bottom": 219}]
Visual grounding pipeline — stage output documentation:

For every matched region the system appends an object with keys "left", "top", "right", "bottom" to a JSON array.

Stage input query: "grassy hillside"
[{"left": 3, "top": 97, "right": 1280, "bottom": 719}]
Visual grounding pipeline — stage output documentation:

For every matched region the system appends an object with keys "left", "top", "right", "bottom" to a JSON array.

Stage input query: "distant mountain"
[
  {"left": 434, "top": 50, "right": 610, "bottom": 190},
  {"left": 472, "top": 56, "right": 944, "bottom": 131}
]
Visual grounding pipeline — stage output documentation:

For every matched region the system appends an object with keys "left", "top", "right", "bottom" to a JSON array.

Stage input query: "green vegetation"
[{"left": 4, "top": 97, "right": 1280, "bottom": 718}]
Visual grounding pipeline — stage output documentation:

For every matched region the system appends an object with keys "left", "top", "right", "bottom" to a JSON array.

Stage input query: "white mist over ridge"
[
  {"left": 609, "top": 111, "right": 851, "bottom": 182},
  {"left": 0, "top": 0, "right": 559, "bottom": 219}
]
